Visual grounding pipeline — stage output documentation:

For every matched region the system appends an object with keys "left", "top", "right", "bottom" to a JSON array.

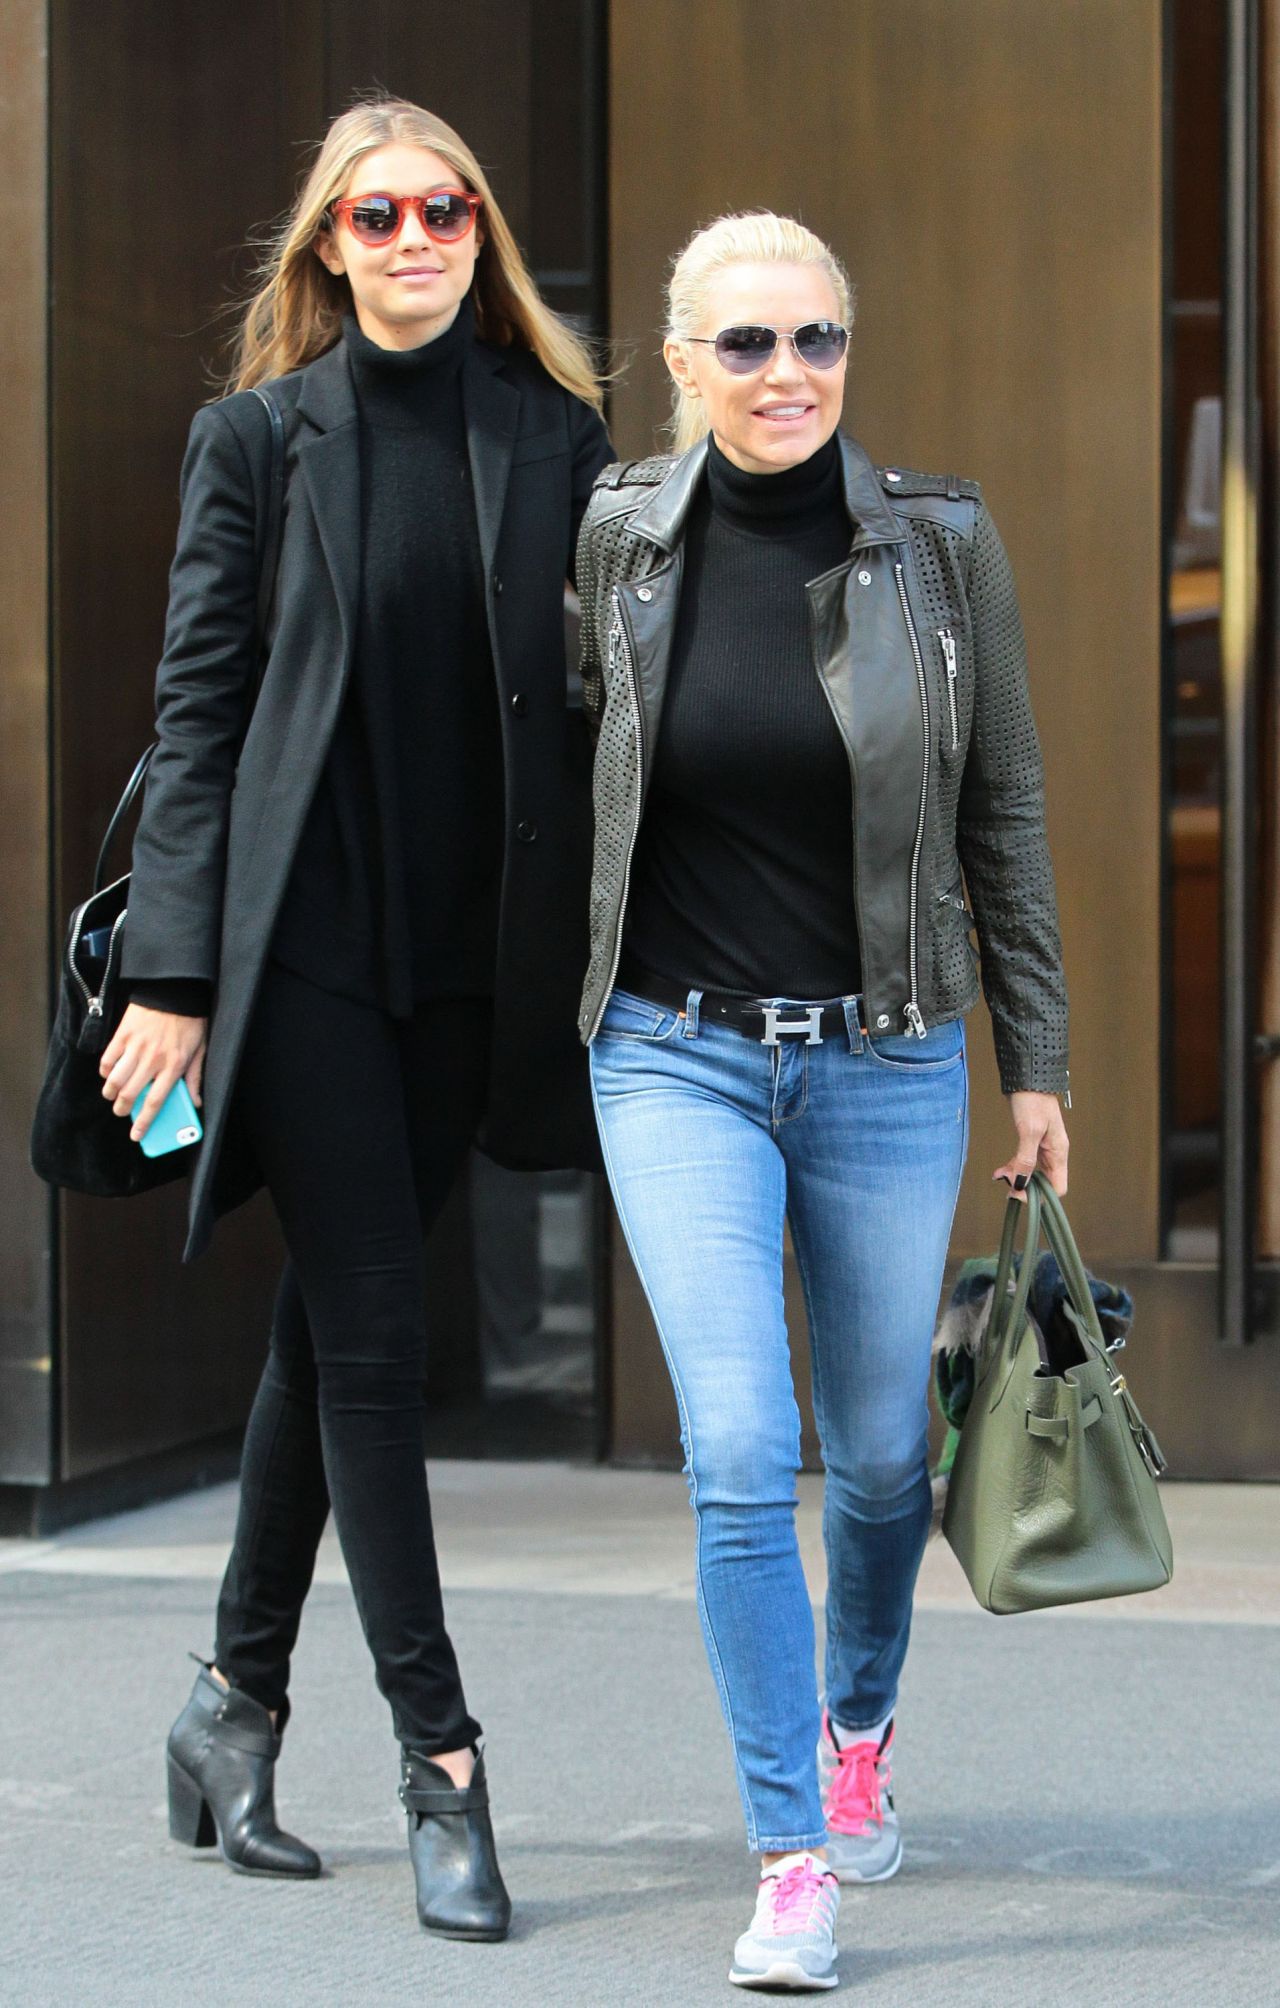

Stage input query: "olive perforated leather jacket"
[{"left": 574, "top": 433, "right": 1069, "bottom": 1098}]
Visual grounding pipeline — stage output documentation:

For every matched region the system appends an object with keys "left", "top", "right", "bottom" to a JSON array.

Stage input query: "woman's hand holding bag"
[{"left": 993, "top": 1089, "right": 1070, "bottom": 1198}]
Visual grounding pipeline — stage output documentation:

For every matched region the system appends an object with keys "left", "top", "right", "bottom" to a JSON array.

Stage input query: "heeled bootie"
[
  {"left": 167, "top": 1661, "right": 321, "bottom": 1879},
  {"left": 401, "top": 1748, "right": 511, "bottom": 1941}
]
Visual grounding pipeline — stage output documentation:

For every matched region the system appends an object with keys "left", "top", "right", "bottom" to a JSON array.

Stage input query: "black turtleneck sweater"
[
  {"left": 619, "top": 432, "right": 862, "bottom": 1000},
  {"left": 271, "top": 298, "right": 503, "bottom": 1014}
]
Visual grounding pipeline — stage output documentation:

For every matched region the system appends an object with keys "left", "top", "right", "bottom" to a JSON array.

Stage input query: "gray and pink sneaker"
[
  {"left": 819, "top": 1712, "right": 902, "bottom": 1883},
  {"left": 728, "top": 1853, "right": 840, "bottom": 1992}
]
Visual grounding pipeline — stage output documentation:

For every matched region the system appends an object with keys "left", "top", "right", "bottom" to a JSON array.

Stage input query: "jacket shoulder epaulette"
[
  {"left": 593, "top": 454, "right": 677, "bottom": 492},
  {"left": 877, "top": 465, "right": 983, "bottom": 502}
]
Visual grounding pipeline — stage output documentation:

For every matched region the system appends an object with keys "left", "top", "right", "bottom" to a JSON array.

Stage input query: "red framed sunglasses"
[{"left": 329, "top": 188, "right": 483, "bottom": 247}]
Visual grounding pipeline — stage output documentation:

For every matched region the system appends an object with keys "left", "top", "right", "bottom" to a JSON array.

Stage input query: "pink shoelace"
[
  {"left": 825, "top": 1731, "right": 890, "bottom": 1837},
  {"left": 767, "top": 1860, "right": 835, "bottom": 1933}
]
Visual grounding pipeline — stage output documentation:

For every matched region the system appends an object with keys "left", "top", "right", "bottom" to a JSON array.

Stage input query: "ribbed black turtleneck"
[
  {"left": 620, "top": 430, "right": 863, "bottom": 1000},
  {"left": 271, "top": 294, "right": 503, "bottom": 1014}
]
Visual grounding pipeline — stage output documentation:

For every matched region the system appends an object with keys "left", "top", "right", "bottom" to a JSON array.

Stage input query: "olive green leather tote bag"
[{"left": 942, "top": 1172, "right": 1173, "bottom": 1614}]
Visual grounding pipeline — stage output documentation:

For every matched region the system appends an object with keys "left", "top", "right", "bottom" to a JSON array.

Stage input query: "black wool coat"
[{"left": 123, "top": 331, "right": 612, "bottom": 1260}]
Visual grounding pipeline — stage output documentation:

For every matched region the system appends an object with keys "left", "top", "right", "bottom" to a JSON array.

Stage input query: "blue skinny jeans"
[{"left": 590, "top": 987, "right": 969, "bottom": 1852}]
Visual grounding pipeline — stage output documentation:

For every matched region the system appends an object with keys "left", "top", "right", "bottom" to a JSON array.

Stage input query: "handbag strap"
[
  {"left": 94, "top": 743, "right": 158, "bottom": 894},
  {"left": 95, "top": 387, "right": 286, "bottom": 894},
  {"left": 1031, "top": 1172, "right": 1109, "bottom": 1350},
  {"left": 986, "top": 1170, "right": 1113, "bottom": 1363},
  {"left": 1030, "top": 1171, "right": 1168, "bottom": 1474},
  {"left": 985, "top": 1177, "right": 1043, "bottom": 1360}
]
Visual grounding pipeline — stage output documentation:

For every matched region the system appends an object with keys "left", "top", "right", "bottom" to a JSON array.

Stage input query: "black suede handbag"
[{"left": 30, "top": 387, "right": 284, "bottom": 1197}]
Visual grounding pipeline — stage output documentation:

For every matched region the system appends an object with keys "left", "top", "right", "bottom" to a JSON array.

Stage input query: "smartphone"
[{"left": 136, "top": 1078, "right": 204, "bottom": 1158}]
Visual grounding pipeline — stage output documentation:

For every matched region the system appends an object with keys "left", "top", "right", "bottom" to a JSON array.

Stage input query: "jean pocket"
[
  {"left": 595, "top": 987, "right": 683, "bottom": 1043},
  {"left": 865, "top": 1015, "right": 966, "bottom": 1071}
]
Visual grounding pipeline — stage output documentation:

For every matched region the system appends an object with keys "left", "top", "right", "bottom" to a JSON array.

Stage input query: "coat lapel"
[
  {"left": 463, "top": 344, "right": 521, "bottom": 595},
  {"left": 295, "top": 343, "right": 362, "bottom": 663}
]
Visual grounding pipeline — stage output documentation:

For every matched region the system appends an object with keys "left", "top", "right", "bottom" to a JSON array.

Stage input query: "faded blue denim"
[{"left": 590, "top": 988, "right": 969, "bottom": 1852}]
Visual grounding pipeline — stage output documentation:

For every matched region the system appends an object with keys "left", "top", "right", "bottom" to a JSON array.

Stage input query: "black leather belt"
[{"left": 619, "top": 969, "right": 865, "bottom": 1045}]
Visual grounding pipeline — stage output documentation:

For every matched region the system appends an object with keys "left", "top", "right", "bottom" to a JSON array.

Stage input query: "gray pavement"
[{"left": 1, "top": 1466, "right": 1278, "bottom": 2007}]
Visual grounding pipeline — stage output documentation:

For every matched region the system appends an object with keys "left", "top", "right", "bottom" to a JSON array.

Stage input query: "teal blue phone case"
[{"left": 137, "top": 1078, "right": 204, "bottom": 1158}]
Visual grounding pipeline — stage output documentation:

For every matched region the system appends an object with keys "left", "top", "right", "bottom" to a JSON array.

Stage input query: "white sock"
[{"left": 829, "top": 1710, "right": 893, "bottom": 1752}]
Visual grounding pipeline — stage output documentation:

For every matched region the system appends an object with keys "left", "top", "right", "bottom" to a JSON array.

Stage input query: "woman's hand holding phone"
[{"left": 100, "top": 1004, "right": 208, "bottom": 1143}]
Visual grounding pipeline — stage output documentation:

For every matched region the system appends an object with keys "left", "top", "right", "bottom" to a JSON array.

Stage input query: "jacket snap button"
[
  {"left": 516, "top": 820, "right": 538, "bottom": 843},
  {"left": 858, "top": 570, "right": 872, "bottom": 585},
  {"left": 876, "top": 1013, "right": 891, "bottom": 1030},
  {"left": 636, "top": 586, "right": 652, "bottom": 602},
  {"left": 885, "top": 470, "right": 902, "bottom": 482},
  {"left": 493, "top": 575, "right": 503, "bottom": 596},
  {"left": 511, "top": 692, "right": 528, "bottom": 716}
]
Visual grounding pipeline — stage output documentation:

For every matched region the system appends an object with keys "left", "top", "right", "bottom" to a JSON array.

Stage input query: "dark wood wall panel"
[
  {"left": 51, "top": 0, "right": 311, "bottom": 1479},
  {"left": 0, "top": 1, "right": 53, "bottom": 1483},
  {"left": 48, "top": 0, "right": 586, "bottom": 1479},
  {"left": 604, "top": 0, "right": 1199, "bottom": 1462},
  {"left": 608, "top": 0, "right": 1164, "bottom": 1265}
]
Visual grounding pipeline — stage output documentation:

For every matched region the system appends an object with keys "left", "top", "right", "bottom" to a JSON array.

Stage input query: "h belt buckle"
[{"left": 761, "top": 1005, "right": 824, "bottom": 1046}]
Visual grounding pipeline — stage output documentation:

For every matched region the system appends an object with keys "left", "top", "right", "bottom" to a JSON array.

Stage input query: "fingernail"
[{"left": 1014, "top": 1174, "right": 1029, "bottom": 1191}]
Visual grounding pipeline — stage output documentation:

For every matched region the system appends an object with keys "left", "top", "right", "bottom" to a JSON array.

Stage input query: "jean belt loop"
[
  {"left": 842, "top": 996, "right": 865, "bottom": 1054},
  {"left": 683, "top": 988, "right": 702, "bottom": 1038}
]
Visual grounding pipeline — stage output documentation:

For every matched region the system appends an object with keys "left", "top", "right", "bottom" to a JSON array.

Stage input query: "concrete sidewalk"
[{"left": 2, "top": 1468, "right": 1278, "bottom": 2006}]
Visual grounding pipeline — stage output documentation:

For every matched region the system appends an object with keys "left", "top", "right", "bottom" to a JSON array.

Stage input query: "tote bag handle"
[{"left": 985, "top": 1171, "right": 1112, "bottom": 1365}]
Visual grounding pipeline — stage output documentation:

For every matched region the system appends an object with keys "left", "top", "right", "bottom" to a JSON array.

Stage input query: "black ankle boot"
[
  {"left": 401, "top": 1749, "right": 511, "bottom": 1941},
  {"left": 167, "top": 1662, "right": 321, "bottom": 1879}
]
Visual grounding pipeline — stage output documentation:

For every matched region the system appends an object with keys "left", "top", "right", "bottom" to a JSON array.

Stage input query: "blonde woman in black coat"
[{"left": 100, "top": 97, "right": 610, "bottom": 1940}]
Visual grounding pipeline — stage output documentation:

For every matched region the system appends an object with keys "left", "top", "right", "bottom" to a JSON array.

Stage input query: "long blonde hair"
[
  {"left": 664, "top": 212, "right": 854, "bottom": 453},
  {"left": 226, "top": 96, "right": 603, "bottom": 411}
]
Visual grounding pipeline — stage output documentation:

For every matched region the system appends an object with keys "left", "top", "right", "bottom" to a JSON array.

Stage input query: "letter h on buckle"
[{"left": 761, "top": 1006, "right": 823, "bottom": 1046}]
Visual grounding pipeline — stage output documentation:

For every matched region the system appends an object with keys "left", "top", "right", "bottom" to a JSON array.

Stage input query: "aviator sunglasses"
[
  {"left": 329, "top": 188, "right": 483, "bottom": 247},
  {"left": 686, "top": 320, "right": 849, "bottom": 375}
]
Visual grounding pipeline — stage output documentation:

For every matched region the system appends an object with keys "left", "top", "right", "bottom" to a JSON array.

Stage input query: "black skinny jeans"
[{"left": 213, "top": 961, "right": 491, "bottom": 1753}]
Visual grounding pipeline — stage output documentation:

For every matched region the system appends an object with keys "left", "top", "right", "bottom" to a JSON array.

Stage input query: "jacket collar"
[
  {"left": 294, "top": 323, "right": 517, "bottom": 432},
  {"left": 293, "top": 333, "right": 520, "bottom": 662},
  {"left": 296, "top": 337, "right": 358, "bottom": 433},
  {"left": 626, "top": 430, "right": 907, "bottom": 552},
  {"left": 460, "top": 340, "right": 521, "bottom": 594}
]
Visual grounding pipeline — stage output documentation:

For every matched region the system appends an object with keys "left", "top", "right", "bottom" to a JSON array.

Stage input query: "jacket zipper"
[
  {"left": 587, "top": 587, "right": 646, "bottom": 1040},
  {"left": 807, "top": 578, "right": 867, "bottom": 1021},
  {"left": 71, "top": 906, "right": 126, "bottom": 1019},
  {"left": 893, "top": 562, "right": 930, "bottom": 1038},
  {"left": 939, "top": 628, "right": 959, "bottom": 751}
]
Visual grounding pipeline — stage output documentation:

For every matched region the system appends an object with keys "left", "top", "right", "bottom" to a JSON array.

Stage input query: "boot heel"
[{"left": 168, "top": 1754, "right": 217, "bottom": 1848}]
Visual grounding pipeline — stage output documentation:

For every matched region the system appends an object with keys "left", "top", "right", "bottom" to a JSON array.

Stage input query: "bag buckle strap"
[
  {"left": 1109, "top": 1372, "right": 1168, "bottom": 1476},
  {"left": 1025, "top": 1395, "right": 1103, "bottom": 1441}
]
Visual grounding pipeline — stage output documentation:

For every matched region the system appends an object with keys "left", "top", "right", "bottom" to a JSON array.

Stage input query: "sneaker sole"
[
  {"left": 728, "top": 1957, "right": 838, "bottom": 1991},
  {"left": 829, "top": 1833, "right": 903, "bottom": 1885}
]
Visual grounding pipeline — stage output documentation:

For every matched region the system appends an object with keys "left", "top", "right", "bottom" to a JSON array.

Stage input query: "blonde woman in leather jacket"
[{"left": 575, "top": 211, "right": 1069, "bottom": 1993}]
